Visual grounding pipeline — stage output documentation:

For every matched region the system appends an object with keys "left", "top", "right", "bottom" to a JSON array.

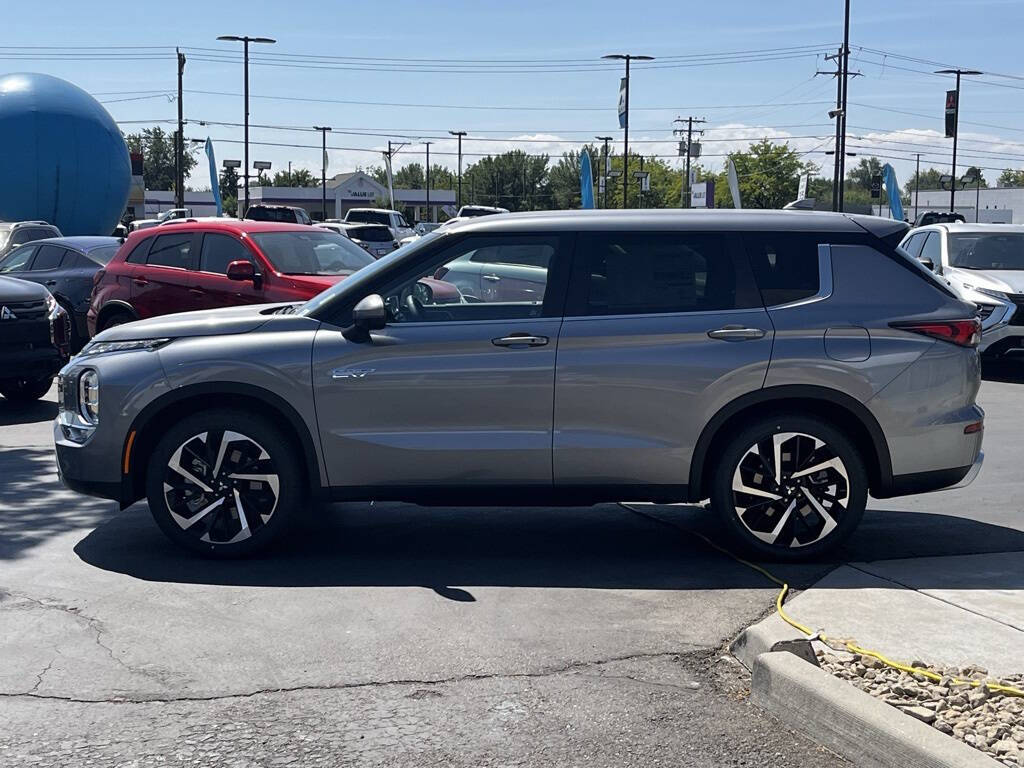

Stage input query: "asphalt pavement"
[{"left": 2, "top": 359, "right": 1023, "bottom": 767}]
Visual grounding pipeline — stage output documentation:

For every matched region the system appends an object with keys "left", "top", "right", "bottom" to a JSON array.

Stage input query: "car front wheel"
[
  {"left": 145, "top": 410, "right": 303, "bottom": 557},
  {"left": 0, "top": 376, "right": 54, "bottom": 402},
  {"left": 710, "top": 415, "right": 867, "bottom": 561}
]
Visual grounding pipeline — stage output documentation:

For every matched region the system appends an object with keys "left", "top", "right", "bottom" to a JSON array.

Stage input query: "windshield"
[
  {"left": 949, "top": 233, "right": 1024, "bottom": 270},
  {"left": 297, "top": 230, "right": 445, "bottom": 316},
  {"left": 346, "top": 210, "right": 391, "bottom": 226},
  {"left": 87, "top": 245, "right": 120, "bottom": 265},
  {"left": 249, "top": 231, "right": 375, "bottom": 275}
]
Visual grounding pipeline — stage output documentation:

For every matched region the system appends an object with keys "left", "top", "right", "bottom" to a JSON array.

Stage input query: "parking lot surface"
[{"left": 2, "top": 361, "right": 1023, "bottom": 766}]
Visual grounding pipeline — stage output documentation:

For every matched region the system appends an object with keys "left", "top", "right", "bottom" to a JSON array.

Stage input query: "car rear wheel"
[
  {"left": 0, "top": 376, "right": 54, "bottom": 402},
  {"left": 99, "top": 310, "right": 134, "bottom": 332},
  {"left": 145, "top": 410, "right": 304, "bottom": 557},
  {"left": 710, "top": 415, "right": 867, "bottom": 561}
]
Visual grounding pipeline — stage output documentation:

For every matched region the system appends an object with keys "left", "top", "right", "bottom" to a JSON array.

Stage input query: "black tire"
[
  {"left": 709, "top": 414, "right": 867, "bottom": 561},
  {"left": 145, "top": 409, "right": 304, "bottom": 557},
  {"left": 0, "top": 376, "right": 54, "bottom": 402},
  {"left": 99, "top": 310, "right": 133, "bottom": 332}
]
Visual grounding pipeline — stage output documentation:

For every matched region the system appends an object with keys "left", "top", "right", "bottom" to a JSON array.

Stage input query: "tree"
[
  {"left": 219, "top": 165, "right": 240, "bottom": 216},
  {"left": 463, "top": 151, "right": 550, "bottom": 211},
  {"left": 124, "top": 127, "right": 198, "bottom": 192},
  {"left": 715, "top": 140, "right": 817, "bottom": 209},
  {"left": 998, "top": 168, "right": 1024, "bottom": 187},
  {"left": 271, "top": 168, "right": 318, "bottom": 187},
  {"left": 904, "top": 167, "right": 946, "bottom": 198},
  {"left": 962, "top": 166, "right": 988, "bottom": 188}
]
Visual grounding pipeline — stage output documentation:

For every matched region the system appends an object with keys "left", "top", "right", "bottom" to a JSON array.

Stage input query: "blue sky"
[{"left": 7, "top": 0, "right": 1024, "bottom": 190}]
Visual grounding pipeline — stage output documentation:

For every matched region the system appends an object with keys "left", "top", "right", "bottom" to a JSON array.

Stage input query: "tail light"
[
  {"left": 890, "top": 318, "right": 981, "bottom": 348},
  {"left": 93, "top": 269, "right": 106, "bottom": 287}
]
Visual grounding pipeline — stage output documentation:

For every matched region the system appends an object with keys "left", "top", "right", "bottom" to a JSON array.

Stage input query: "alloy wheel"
[
  {"left": 730, "top": 431, "right": 850, "bottom": 549},
  {"left": 163, "top": 430, "right": 280, "bottom": 545}
]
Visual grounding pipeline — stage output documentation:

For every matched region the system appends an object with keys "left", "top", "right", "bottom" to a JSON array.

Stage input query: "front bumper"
[
  {"left": 978, "top": 320, "right": 1024, "bottom": 354},
  {"left": 54, "top": 422, "right": 128, "bottom": 505}
]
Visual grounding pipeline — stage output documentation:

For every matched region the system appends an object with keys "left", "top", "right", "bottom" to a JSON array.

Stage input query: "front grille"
[
  {"left": 1008, "top": 294, "right": 1024, "bottom": 326},
  {"left": 1, "top": 299, "right": 47, "bottom": 321}
]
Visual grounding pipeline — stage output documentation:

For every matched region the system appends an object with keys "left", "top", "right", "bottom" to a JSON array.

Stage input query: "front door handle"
[
  {"left": 188, "top": 287, "right": 205, "bottom": 296},
  {"left": 707, "top": 325, "right": 766, "bottom": 341},
  {"left": 44, "top": 280, "right": 57, "bottom": 287},
  {"left": 133, "top": 277, "right": 149, "bottom": 287},
  {"left": 482, "top": 273, "right": 501, "bottom": 282},
  {"left": 492, "top": 333, "right": 549, "bottom": 348}
]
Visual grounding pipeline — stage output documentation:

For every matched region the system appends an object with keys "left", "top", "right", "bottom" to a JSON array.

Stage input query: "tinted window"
[
  {"left": 246, "top": 206, "right": 298, "bottom": 223},
  {"left": 745, "top": 233, "right": 820, "bottom": 306},
  {"left": 348, "top": 226, "right": 393, "bottom": 243},
  {"left": 249, "top": 231, "right": 374, "bottom": 275},
  {"left": 575, "top": 232, "right": 748, "bottom": 315},
  {"left": 470, "top": 243, "right": 552, "bottom": 269},
  {"left": 11, "top": 228, "right": 52, "bottom": 246},
  {"left": 200, "top": 233, "right": 253, "bottom": 274},
  {"left": 902, "top": 233, "right": 925, "bottom": 258},
  {"left": 0, "top": 245, "right": 36, "bottom": 273},
  {"left": 86, "top": 245, "right": 120, "bottom": 265},
  {"left": 31, "top": 244, "right": 66, "bottom": 271},
  {"left": 125, "top": 239, "right": 151, "bottom": 264},
  {"left": 920, "top": 232, "right": 942, "bottom": 264},
  {"left": 346, "top": 210, "right": 390, "bottom": 226},
  {"left": 146, "top": 233, "right": 193, "bottom": 269}
]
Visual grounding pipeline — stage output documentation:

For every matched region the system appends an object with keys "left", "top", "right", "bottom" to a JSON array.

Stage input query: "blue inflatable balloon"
[{"left": 0, "top": 73, "right": 130, "bottom": 235}]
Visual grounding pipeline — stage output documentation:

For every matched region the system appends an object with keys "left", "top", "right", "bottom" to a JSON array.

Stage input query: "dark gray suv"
[{"left": 55, "top": 210, "right": 984, "bottom": 560}]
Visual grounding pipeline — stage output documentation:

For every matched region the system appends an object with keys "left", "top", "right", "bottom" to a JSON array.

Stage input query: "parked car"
[
  {"left": 317, "top": 222, "right": 399, "bottom": 257},
  {"left": 343, "top": 208, "right": 414, "bottom": 241},
  {"left": 0, "top": 275, "right": 70, "bottom": 402},
  {"left": 455, "top": 205, "right": 509, "bottom": 218},
  {"left": 0, "top": 221, "right": 62, "bottom": 260},
  {"left": 87, "top": 220, "right": 376, "bottom": 335},
  {"left": 901, "top": 222, "right": 1024, "bottom": 357},
  {"left": 244, "top": 205, "right": 313, "bottom": 225},
  {"left": 913, "top": 211, "right": 966, "bottom": 227},
  {"left": 433, "top": 242, "right": 548, "bottom": 303},
  {"left": 56, "top": 210, "right": 984, "bottom": 560},
  {"left": 129, "top": 209, "right": 192, "bottom": 233},
  {"left": 0, "top": 236, "right": 121, "bottom": 350}
]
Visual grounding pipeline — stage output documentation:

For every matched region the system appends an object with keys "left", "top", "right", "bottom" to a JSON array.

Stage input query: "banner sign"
[
  {"left": 797, "top": 174, "right": 808, "bottom": 201},
  {"left": 945, "top": 90, "right": 958, "bottom": 138},
  {"left": 580, "top": 151, "right": 595, "bottom": 209},
  {"left": 883, "top": 163, "right": 904, "bottom": 221},
  {"left": 617, "top": 78, "right": 627, "bottom": 129},
  {"left": 691, "top": 180, "right": 715, "bottom": 208},
  {"left": 205, "top": 138, "right": 222, "bottom": 217},
  {"left": 728, "top": 159, "right": 742, "bottom": 209}
]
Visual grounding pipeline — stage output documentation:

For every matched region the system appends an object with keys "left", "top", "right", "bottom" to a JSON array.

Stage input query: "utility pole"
[
  {"left": 637, "top": 156, "right": 645, "bottom": 209},
  {"left": 449, "top": 131, "right": 466, "bottom": 210},
  {"left": 175, "top": 48, "right": 186, "bottom": 210},
  {"left": 674, "top": 117, "right": 706, "bottom": 208},
  {"left": 314, "top": 126, "right": 331, "bottom": 221},
  {"left": 821, "top": 49, "right": 843, "bottom": 212},
  {"left": 423, "top": 141, "right": 433, "bottom": 222},
  {"left": 596, "top": 136, "right": 613, "bottom": 208},
  {"left": 838, "top": 0, "right": 851, "bottom": 212},
  {"left": 915, "top": 153, "right": 921, "bottom": 223},
  {"left": 602, "top": 53, "right": 654, "bottom": 208},
  {"left": 522, "top": 161, "right": 528, "bottom": 211},
  {"left": 217, "top": 34, "right": 276, "bottom": 217},
  {"left": 935, "top": 68, "right": 983, "bottom": 213}
]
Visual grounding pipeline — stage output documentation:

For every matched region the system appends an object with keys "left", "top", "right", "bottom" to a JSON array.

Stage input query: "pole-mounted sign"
[
  {"left": 617, "top": 78, "right": 627, "bottom": 129},
  {"left": 945, "top": 90, "right": 958, "bottom": 139}
]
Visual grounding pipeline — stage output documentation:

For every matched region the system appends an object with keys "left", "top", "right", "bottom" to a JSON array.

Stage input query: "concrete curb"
[
  {"left": 751, "top": 651, "right": 1002, "bottom": 768},
  {"left": 730, "top": 612, "right": 803, "bottom": 670}
]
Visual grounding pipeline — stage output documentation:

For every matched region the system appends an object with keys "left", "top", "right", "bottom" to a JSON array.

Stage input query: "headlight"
[
  {"left": 45, "top": 292, "right": 58, "bottom": 314},
  {"left": 79, "top": 370, "right": 99, "bottom": 425},
  {"left": 79, "top": 338, "right": 171, "bottom": 356}
]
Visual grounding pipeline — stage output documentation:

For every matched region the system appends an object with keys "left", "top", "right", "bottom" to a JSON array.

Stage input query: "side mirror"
[
  {"left": 226, "top": 260, "right": 257, "bottom": 282},
  {"left": 344, "top": 294, "right": 387, "bottom": 342},
  {"left": 919, "top": 257, "right": 935, "bottom": 272}
]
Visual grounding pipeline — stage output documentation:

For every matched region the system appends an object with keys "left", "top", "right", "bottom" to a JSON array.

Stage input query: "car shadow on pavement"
[
  {"left": 73, "top": 500, "right": 1024, "bottom": 594},
  {"left": 0, "top": 399, "right": 57, "bottom": 427},
  {"left": 0, "top": 446, "right": 121, "bottom": 560}
]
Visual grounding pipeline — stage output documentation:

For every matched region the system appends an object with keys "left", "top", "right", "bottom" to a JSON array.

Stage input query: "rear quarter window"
[{"left": 743, "top": 233, "right": 821, "bottom": 306}]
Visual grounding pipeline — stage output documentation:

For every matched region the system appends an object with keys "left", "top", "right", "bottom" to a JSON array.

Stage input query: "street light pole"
[
  {"left": 602, "top": 53, "right": 654, "bottom": 208},
  {"left": 449, "top": 131, "right": 466, "bottom": 210},
  {"left": 423, "top": 141, "right": 433, "bottom": 222},
  {"left": 595, "top": 136, "right": 612, "bottom": 209},
  {"left": 915, "top": 153, "right": 921, "bottom": 223},
  {"left": 314, "top": 126, "right": 331, "bottom": 221},
  {"left": 217, "top": 34, "right": 276, "bottom": 217},
  {"left": 935, "top": 68, "right": 983, "bottom": 214},
  {"left": 838, "top": 0, "right": 851, "bottom": 212},
  {"left": 175, "top": 48, "right": 186, "bottom": 210}
]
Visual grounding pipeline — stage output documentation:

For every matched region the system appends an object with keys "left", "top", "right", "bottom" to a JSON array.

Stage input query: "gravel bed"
[{"left": 816, "top": 649, "right": 1024, "bottom": 766}]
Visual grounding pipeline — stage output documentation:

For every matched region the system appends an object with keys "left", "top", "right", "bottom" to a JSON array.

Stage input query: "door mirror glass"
[
  {"left": 919, "top": 256, "right": 935, "bottom": 271},
  {"left": 226, "top": 259, "right": 256, "bottom": 282},
  {"left": 352, "top": 294, "right": 387, "bottom": 331}
]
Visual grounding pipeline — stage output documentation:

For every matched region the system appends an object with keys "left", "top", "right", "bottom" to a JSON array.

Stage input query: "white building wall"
[{"left": 910, "top": 187, "right": 1022, "bottom": 224}]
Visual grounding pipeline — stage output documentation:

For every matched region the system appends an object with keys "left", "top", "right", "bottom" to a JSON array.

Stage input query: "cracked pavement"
[{"left": 2, "top": 369, "right": 1023, "bottom": 766}]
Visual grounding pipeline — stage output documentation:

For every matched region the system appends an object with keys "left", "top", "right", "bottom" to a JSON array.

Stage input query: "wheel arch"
[
  {"left": 122, "top": 382, "right": 324, "bottom": 507},
  {"left": 96, "top": 300, "right": 139, "bottom": 329},
  {"left": 688, "top": 385, "right": 893, "bottom": 501}
]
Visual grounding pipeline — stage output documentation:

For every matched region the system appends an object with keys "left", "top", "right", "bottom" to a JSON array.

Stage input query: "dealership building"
[
  {"left": 908, "top": 185, "right": 1022, "bottom": 224},
  {"left": 141, "top": 171, "right": 455, "bottom": 223}
]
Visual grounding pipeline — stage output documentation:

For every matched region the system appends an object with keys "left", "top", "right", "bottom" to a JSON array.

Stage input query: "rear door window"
[
  {"left": 30, "top": 244, "right": 66, "bottom": 271},
  {"left": 569, "top": 231, "right": 757, "bottom": 316},
  {"left": 744, "top": 233, "right": 821, "bottom": 306},
  {"left": 146, "top": 232, "right": 194, "bottom": 269}
]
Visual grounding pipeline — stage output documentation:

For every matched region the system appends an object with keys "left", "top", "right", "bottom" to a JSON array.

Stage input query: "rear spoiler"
[{"left": 849, "top": 215, "right": 911, "bottom": 250}]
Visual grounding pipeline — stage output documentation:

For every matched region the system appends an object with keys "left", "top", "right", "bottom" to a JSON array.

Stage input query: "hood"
[
  {"left": 0, "top": 274, "right": 50, "bottom": 302},
  {"left": 279, "top": 273, "right": 346, "bottom": 293},
  {"left": 93, "top": 303, "right": 295, "bottom": 342},
  {"left": 946, "top": 267, "right": 1024, "bottom": 296}
]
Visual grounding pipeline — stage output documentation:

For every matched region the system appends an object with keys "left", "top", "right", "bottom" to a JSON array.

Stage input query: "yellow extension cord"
[{"left": 619, "top": 503, "right": 1024, "bottom": 699}]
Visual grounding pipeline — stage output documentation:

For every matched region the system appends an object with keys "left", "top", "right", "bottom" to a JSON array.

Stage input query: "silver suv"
[{"left": 55, "top": 210, "right": 984, "bottom": 560}]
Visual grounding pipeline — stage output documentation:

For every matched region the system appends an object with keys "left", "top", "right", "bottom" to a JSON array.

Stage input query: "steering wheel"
[{"left": 403, "top": 292, "right": 424, "bottom": 321}]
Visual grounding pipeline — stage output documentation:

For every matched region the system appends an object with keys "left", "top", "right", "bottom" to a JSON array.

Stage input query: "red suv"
[{"left": 87, "top": 220, "right": 376, "bottom": 334}]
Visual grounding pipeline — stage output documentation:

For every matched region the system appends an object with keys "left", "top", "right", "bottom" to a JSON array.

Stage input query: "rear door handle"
[
  {"left": 188, "top": 287, "right": 204, "bottom": 296},
  {"left": 133, "top": 277, "right": 149, "bottom": 287},
  {"left": 44, "top": 280, "right": 57, "bottom": 287},
  {"left": 707, "top": 325, "right": 766, "bottom": 341},
  {"left": 492, "top": 333, "right": 549, "bottom": 348},
  {"left": 482, "top": 274, "right": 501, "bottom": 282}
]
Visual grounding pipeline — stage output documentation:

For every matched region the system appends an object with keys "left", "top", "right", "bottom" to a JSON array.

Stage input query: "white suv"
[
  {"left": 343, "top": 208, "right": 414, "bottom": 241},
  {"left": 901, "top": 223, "right": 1024, "bottom": 356}
]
